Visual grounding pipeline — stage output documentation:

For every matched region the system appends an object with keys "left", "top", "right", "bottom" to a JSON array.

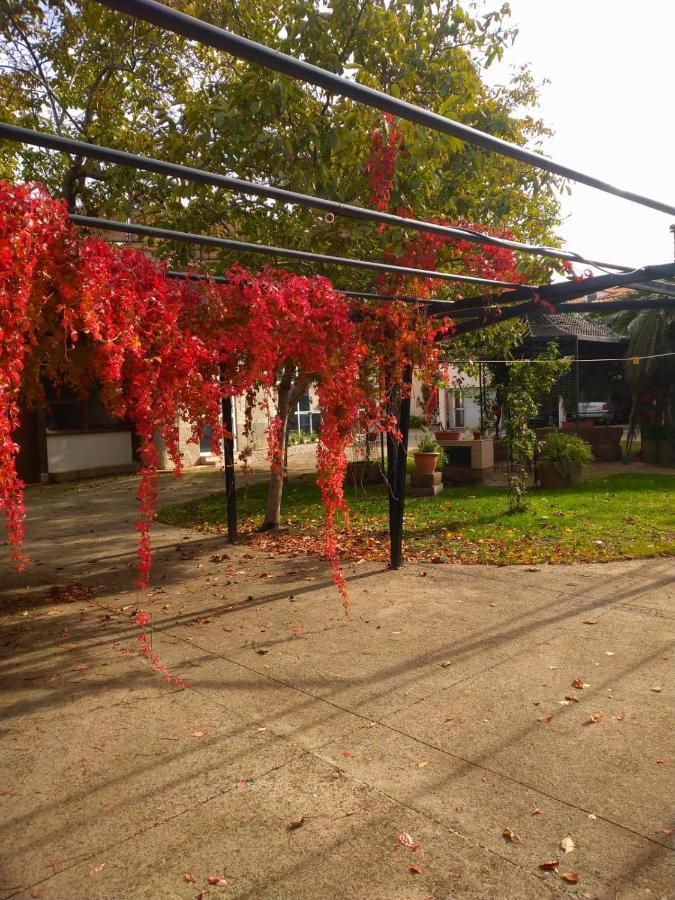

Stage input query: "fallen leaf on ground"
[
  {"left": 206, "top": 876, "right": 227, "bottom": 885},
  {"left": 502, "top": 827, "right": 521, "bottom": 843},
  {"left": 661, "top": 827, "right": 674, "bottom": 836},
  {"left": 561, "top": 872, "right": 579, "bottom": 884},
  {"left": 651, "top": 686, "right": 662, "bottom": 693},
  {"left": 656, "top": 758, "right": 666, "bottom": 764},
  {"left": 409, "top": 865, "right": 423, "bottom": 874},
  {"left": 440, "top": 660, "right": 452, "bottom": 668},
  {"left": 588, "top": 814, "right": 597, "bottom": 821},
  {"left": 582, "top": 620, "right": 598, "bottom": 625},
  {"left": 559, "top": 835, "right": 576, "bottom": 854},
  {"left": 531, "top": 808, "right": 543, "bottom": 816},
  {"left": 287, "top": 816, "right": 305, "bottom": 830},
  {"left": 255, "top": 648, "right": 269, "bottom": 655},
  {"left": 571, "top": 677, "right": 585, "bottom": 689},
  {"left": 564, "top": 695, "right": 580, "bottom": 703},
  {"left": 396, "top": 833, "right": 421, "bottom": 851},
  {"left": 538, "top": 860, "right": 559, "bottom": 872},
  {"left": 255, "top": 727, "right": 268, "bottom": 733},
  {"left": 342, "top": 750, "right": 351, "bottom": 758},
  {"left": 584, "top": 713, "right": 603, "bottom": 725},
  {"left": 417, "top": 760, "right": 429, "bottom": 768},
  {"left": 183, "top": 872, "right": 197, "bottom": 884},
  {"left": 444, "top": 716, "right": 454, "bottom": 722},
  {"left": 89, "top": 863, "right": 105, "bottom": 876},
  {"left": 191, "top": 731, "right": 208, "bottom": 737},
  {"left": 616, "top": 712, "right": 625, "bottom": 721},
  {"left": 537, "top": 715, "right": 553, "bottom": 723}
]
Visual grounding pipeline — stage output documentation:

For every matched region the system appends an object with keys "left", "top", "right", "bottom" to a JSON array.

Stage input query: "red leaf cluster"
[{"left": 1, "top": 181, "right": 458, "bottom": 601}]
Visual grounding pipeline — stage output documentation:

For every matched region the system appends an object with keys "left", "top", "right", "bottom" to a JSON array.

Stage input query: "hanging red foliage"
[
  {"left": 0, "top": 181, "right": 454, "bottom": 602},
  {"left": 365, "top": 114, "right": 404, "bottom": 212}
]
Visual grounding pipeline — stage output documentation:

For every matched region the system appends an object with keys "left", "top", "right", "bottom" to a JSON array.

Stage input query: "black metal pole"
[
  {"left": 221, "top": 392, "right": 237, "bottom": 544},
  {"left": 0, "top": 122, "right": 636, "bottom": 272},
  {"left": 69, "top": 214, "right": 521, "bottom": 290},
  {"left": 575, "top": 337, "right": 580, "bottom": 436},
  {"left": 96, "top": 0, "right": 675, "bottom": 217},
  {"left": 387, "top": 367, "right": 413, "bottom": 570}
]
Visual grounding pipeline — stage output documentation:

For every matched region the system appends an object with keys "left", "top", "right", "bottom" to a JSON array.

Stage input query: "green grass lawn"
[{"left": 158, "top": 472, "right": 675, "bottom": 566}]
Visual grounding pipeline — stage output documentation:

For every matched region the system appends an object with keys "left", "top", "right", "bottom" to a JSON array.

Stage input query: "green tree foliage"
[
  {"left": 500, "top": 343, "right": 570, "bottom": 512},
  {"left": 603, "top": 302, "right": 675, "bottom": 427},
  {"left": 1, "top": 0, "right": 563, "bottom": 289}
]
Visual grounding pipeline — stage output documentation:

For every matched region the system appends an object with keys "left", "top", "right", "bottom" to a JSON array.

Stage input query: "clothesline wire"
[{"left": 446, "top": 351, "right": 675, "bottom": 365}]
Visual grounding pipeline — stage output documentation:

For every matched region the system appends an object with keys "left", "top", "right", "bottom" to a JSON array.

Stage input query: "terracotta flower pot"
[
  {"left": 435, "top": 430, "right": 461, "bottom": 441},
  {"left": 414, "top": 452, "right": 439, "bottom": 475}
]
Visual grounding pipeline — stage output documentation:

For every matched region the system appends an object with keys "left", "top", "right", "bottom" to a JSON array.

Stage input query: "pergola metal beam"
[
  {"left": 0, "top": 121, "right": 633, "bottom": 272},
  {"left": 70, "top": 214, "right": 525, "bottom": 289},
  {"left": 447, "top": 296, "right": 675, "bottom": 319},
  {"left": 97, "top": 0, "right": 675, "bottom": 217}
]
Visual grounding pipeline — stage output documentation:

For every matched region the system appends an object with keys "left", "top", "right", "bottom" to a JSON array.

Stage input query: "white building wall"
[
  {"left": 411, "top": 367, "right": 483, "bottom": 431},
  {"left": 47, "top": 432, "right": 134, "bottom": 473}
]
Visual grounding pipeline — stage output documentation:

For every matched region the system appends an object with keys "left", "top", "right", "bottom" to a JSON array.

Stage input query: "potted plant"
[
  {"left": 538, "top": 432, "right": 594, "bottom": 488},
  {"left": 640, "top": 424, "right": 674, "bottom": 466},
  {"left": 414, "top": 428, "right": 444, "bottom": 474}
]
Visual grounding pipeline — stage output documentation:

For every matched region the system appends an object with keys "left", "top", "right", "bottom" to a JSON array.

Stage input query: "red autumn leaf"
[
  {"left": 206, "top": 876, "right": 227, "bottom": 885},
  {"left": 342, "top": 750, "right": 351, "bottom": 758},
  {"left": 531, "top": 808, "right": 543, "bottom": 816},
  {"left": 561, "top": 872, "right": 579, "bottom": 884},
  {"left": 409, "top": 865, "right": 423, "bottom": 874},
  {"left": 661, "top": 827, "right": 674, "bottom": 836},
  {"left": 183, "top": 872, "right": 197, "bottom": 884},
  {"left": 584, "top": 712, "right": 603, "bottom": 725},
  {"left": 502, "top": 827, "right": 521, "bottom": 843},
  {"left": 537, "top": 714, "right": 553, "bottom": 723},
  {"left": 395, "top": 833, "right": 421, "bottom": 851},
  {"left": 582, "top": 619, "right": 598, "bottom": 625},
  {"left": 538, "top": 860, "right": 559, "bottom": 872},
  {"left": 571, "top": 677, "right": 585, "bottom": 689}
]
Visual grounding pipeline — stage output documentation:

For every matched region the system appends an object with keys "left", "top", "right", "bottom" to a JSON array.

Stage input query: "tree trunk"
[{"left": 261, "top": 365, "right": 310, "bottom": 531}]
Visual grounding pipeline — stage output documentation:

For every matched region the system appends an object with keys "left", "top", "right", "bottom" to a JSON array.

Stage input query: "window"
[
  {"left": 445, "top": 389, "right": 465, "bottom": 428},
  {"left": 292, "top": 392, "right": 321, "bottom": 435},
  {"left": 454, "top": 392, "right": 465, "bottom": 428},
  {"left": 44, "top": 383, "right": 127, "bottom": 433}
]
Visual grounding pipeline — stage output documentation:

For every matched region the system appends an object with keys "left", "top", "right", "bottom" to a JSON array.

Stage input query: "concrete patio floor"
[{"left": 0, "top": 471, "right": 673, "bottom": 899}]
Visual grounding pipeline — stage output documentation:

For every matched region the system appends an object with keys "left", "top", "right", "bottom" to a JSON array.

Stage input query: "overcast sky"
[{"left": 485, "top": 0, "right": 675, "bottom": 271}]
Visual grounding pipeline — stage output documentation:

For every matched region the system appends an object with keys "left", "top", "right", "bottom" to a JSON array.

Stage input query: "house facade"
[{"left": 16, "top": 383, "right": 323, "bottom": 482}]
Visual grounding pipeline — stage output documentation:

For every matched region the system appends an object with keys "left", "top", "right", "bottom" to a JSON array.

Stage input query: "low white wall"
[{"left": 47, "top": 432, "right": 133, "bottom": 473}]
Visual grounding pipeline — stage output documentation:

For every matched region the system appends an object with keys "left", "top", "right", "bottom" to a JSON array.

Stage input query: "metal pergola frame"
[{"left": 2, "top": 0, "right": 673, "bottom": 573}]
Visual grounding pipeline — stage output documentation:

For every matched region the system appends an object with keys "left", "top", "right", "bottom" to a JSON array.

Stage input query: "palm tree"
[{"left": 603, "top": 300, "right": 675, "bottom": 431}]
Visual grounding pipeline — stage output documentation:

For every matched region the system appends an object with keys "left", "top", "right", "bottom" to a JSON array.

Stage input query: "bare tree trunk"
[{"left": 262, "top": 364, "right": 309, "bottom": 531}]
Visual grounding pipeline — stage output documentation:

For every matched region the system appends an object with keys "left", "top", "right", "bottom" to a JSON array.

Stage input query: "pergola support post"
[
  {"left": 220, "top": 393, "right": 237, "bottom": 544},
  {"left": 387, "top": 366, "right": 412, "bottom": 570}
]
